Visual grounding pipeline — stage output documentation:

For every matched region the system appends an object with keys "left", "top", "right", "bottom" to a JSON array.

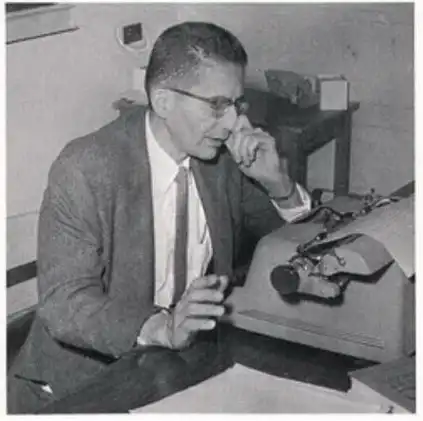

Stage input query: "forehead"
[{"left": 189, "top": 61, "right": 245, "bottom": 97}]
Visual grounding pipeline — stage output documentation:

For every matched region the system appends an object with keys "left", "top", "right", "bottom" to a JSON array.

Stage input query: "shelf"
[{"left": 6, "top": 3, "right": 78, "bottom": 45}]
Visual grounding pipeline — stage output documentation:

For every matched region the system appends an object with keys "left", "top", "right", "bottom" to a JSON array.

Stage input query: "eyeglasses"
[{"left": 166, "top": 87, "right": 249, "bottom": 118}]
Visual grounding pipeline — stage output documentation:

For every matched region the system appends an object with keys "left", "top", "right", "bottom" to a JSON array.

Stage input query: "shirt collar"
[{"left": 146, "top": 111, "right": 190, "bottom": 194}]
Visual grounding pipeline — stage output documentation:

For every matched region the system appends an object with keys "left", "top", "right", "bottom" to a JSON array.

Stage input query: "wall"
[{"left": 6, "top": 3, "right": 413, "bottom": 312}]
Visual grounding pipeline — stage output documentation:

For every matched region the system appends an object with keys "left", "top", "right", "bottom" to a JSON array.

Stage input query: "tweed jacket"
[{"left": 8, "top": 106, "right": 284, "bottom": 410}]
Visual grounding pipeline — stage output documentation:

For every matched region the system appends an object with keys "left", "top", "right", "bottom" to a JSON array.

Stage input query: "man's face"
[{"left": 164, "top": 61, "right": 245, "bottom": 161}]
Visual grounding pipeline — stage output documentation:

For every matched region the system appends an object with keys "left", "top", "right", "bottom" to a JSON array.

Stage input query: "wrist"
[
  {"left": 163, "top": 309, "right": 175, "bottom": 349},
  {"left": 166, "top": 305, "right": 194, "bottom": 350},
  {"left": 265, "top": 175, "right": 296, "bottom": 200}
]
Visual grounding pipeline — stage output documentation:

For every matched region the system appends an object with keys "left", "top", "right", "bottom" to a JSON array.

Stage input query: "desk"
[
  {"left": 38, "top": 325, "right": 373, "bottom": 414},
  {"left": 263, "top": 96, "right": 360, "bottom": 196}
]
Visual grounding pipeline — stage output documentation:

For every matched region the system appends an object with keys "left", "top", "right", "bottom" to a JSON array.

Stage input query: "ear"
[{"left": 150, "top": 88, "right": 174, "bottom": 119}]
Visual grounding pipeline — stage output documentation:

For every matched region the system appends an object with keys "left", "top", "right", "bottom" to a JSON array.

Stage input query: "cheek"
[
  {"left": 196, "top": 115, "right": 220, "bottom": 139},
  {"left": 185, "top": 110, "right": 219, "bottom": 144}
]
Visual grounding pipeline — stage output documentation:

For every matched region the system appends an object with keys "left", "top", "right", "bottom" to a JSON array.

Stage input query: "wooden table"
[
  {"left": 260, "top": 94, "right": 360, "bottom": 196},
  {"left": 38, "top": 324, "right": 373, "bottom": 414}
]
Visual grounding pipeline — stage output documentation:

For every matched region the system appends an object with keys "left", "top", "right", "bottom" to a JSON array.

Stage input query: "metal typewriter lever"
[{"left": 278, "top": 188, "right": 400, "bottom": 298}]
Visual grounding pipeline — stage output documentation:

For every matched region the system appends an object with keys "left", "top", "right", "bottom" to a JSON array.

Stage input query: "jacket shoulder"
[{"left": 48, "top": 106, "right": 147, "bottom": 185}]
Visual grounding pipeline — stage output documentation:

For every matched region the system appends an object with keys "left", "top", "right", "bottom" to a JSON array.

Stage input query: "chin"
[
  {"left": 204, "top": 146, "right": 223, "bottom": 161},
  {"left": 194, "top": 145, "right": 221, "bottom": 161}
]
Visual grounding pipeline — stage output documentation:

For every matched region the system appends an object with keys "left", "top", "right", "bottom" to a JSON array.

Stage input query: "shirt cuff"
[{"left": 271, "top": 183, "right": 311, "bottom": 223}]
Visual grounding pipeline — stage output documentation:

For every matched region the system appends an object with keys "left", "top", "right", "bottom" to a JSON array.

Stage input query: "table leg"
[
  {"left": 292, "top": 146, "right": 308, "bottom": 189},
  {"left": 334, "top": 112, "right": 352, "bottom": 196}
]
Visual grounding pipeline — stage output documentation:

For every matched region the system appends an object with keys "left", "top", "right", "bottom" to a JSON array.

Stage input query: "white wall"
[
  {"left": 7, "top": 4, "right": 135, "bottom": 267},
  {"left": 7, "top": 3, "right": 413, "bottom": 292}
]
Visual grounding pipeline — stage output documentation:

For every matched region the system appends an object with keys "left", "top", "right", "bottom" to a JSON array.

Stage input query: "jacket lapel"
[
  {"left": 124, "top": 107, "right": 155, "bottom": 303},
  {"left": 191, "top": 158, "right": 233, "bottom": 277}
]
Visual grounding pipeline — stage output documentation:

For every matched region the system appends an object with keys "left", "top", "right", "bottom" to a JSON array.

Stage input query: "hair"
[{"left": 144, "top": 21, "right": 248, "bottom": 104}]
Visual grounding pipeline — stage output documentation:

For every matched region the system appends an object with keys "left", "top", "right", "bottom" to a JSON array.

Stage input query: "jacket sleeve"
[
  {"left": 36, "top": 157, "right": 154, "bottom": 359},
  {"left": 240, "top": 174, "right": 286, "bottom": 239}
]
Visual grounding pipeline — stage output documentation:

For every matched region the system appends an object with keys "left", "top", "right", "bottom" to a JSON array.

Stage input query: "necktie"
[{"left": 172, "top": 166, "right": 189, "bottom": 305}]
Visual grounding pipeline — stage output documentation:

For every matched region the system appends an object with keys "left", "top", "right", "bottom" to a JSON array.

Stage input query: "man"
[{"left": 8, "top": 21, "right": 339, "bottom": 413}]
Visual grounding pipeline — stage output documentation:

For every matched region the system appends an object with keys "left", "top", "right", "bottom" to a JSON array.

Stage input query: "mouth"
[
  {"left": 208, "top": 132, "right": 231, "bottom": 144},
  {"left": 206, "top": 137, "right": 225, "bottom": 147}
]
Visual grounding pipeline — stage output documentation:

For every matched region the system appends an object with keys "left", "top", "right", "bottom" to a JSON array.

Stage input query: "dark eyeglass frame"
[{"left": 166, "top": 87, "right": 249, "bottom": 118}]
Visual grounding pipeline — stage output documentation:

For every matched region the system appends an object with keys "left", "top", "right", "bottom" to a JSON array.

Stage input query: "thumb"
[{"left": 234, "top": 114, "right": 253, "bottom": 131}]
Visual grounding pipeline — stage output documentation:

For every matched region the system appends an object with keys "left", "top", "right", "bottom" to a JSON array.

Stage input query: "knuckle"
[
  {"left": 267, "top": 135, "right": 276, "bottom": 145},
  {"left": 214, "top": 305, "right": 225, "bottom": 316},
  {"left": 215, "top": 291, "right": 224, "bottom": 301},
  {"left": 187, "top": 288, "right": 198, "bottom": 299}
]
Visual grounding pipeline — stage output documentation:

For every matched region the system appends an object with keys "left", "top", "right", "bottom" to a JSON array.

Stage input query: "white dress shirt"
[
  {"left": 145, "top": 112, "right": 311, "bottom": 309},
  {"left": 146, "top": 114, "right": 213, "bottom": 308}
]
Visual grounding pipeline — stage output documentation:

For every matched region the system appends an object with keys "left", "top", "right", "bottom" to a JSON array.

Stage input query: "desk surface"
[
  {"left": 38, "top": 325, "right": 373, "bottom": 414},
  {"left": 266, "top": 100, "right": 359, "bottom": 155}
]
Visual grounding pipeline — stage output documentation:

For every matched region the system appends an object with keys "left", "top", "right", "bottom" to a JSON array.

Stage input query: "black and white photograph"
[{"left": 5, "top": 1, "right": 416, "bottom": 414}]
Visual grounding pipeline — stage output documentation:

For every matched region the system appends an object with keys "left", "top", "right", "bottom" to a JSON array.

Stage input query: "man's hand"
[
  {"left": 167, "top": 274, "right": 229, "bottom": 349},
  {"left": 226, "top": 115, "right": 293, "bottom": 199}
]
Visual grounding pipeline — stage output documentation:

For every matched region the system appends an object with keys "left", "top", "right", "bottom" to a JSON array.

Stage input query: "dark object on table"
[{"left": 265, "top": 69, "right": 319, "bottom": 108}]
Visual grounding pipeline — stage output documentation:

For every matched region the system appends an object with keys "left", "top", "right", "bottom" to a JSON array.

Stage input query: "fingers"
[
  {"left": 227, "top": 130, "right": 258, "bottom": 167},
  {"left": 182, "top": 274, "right": 229, "bottom": 309},
  {"left": 227, "top": 124, "right": 274, "bottom": 168},
  {"left": 216, "top": 274, "right": 229, "bottom": 293},
  {"left": 189, "top": 274, "right": 222, "bottom": 290},
  {"left": 169, "top": 274, "right": 231, "bottom": 348},
  {"left": 226, "top": 115, "right": 253, "bottom": 164},
  {"left": 175, "top": 303, "right": 225, "bottom": 334},
  {"left": 189, "top": 288, "right": 224, "bottom": 303},
  {"left": 172, "top": 301, "right": 223, "bottom": 334},
  {"left": 180, "top": 317, "right": 217, "bottom": 331},
  {"left": 169, "top": 313, "right": 216, "bottom": 349},
  {"left": 184, "top": 302, "right": 225, "bottom": 318},
  {"left": 174, "top": 274, "right": 228, "bottom": 326},
  {"left": 240, "top": 135, "right": 260, "bottom": 167},
  {"left": 226, "top": 130, "right": 244, "bottom": 165}
]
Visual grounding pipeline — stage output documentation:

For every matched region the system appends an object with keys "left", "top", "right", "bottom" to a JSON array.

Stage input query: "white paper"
[
  {"left": 321, "top": 196, "right": 414, "bottom": 277},
  {"left": 131, "top": 364, "right": 383, "bottom": 413}
]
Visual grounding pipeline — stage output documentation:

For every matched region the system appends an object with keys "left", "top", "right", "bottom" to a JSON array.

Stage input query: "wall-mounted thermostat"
[{"left": 116, "top": 22, "right": 148, "bottom": 53}]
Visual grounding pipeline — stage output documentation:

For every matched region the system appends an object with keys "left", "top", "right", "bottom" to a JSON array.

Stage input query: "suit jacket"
[{"left": 8, "top": 106, "right": 284, "bottom": 410}]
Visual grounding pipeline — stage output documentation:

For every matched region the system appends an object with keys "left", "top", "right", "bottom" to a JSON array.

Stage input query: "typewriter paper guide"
[
  {"left": 318, "top": 195, "right": 414, "bottom": 277},
  {"left": 131, "top": 364, "right": 383, "bottom": 413}
]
